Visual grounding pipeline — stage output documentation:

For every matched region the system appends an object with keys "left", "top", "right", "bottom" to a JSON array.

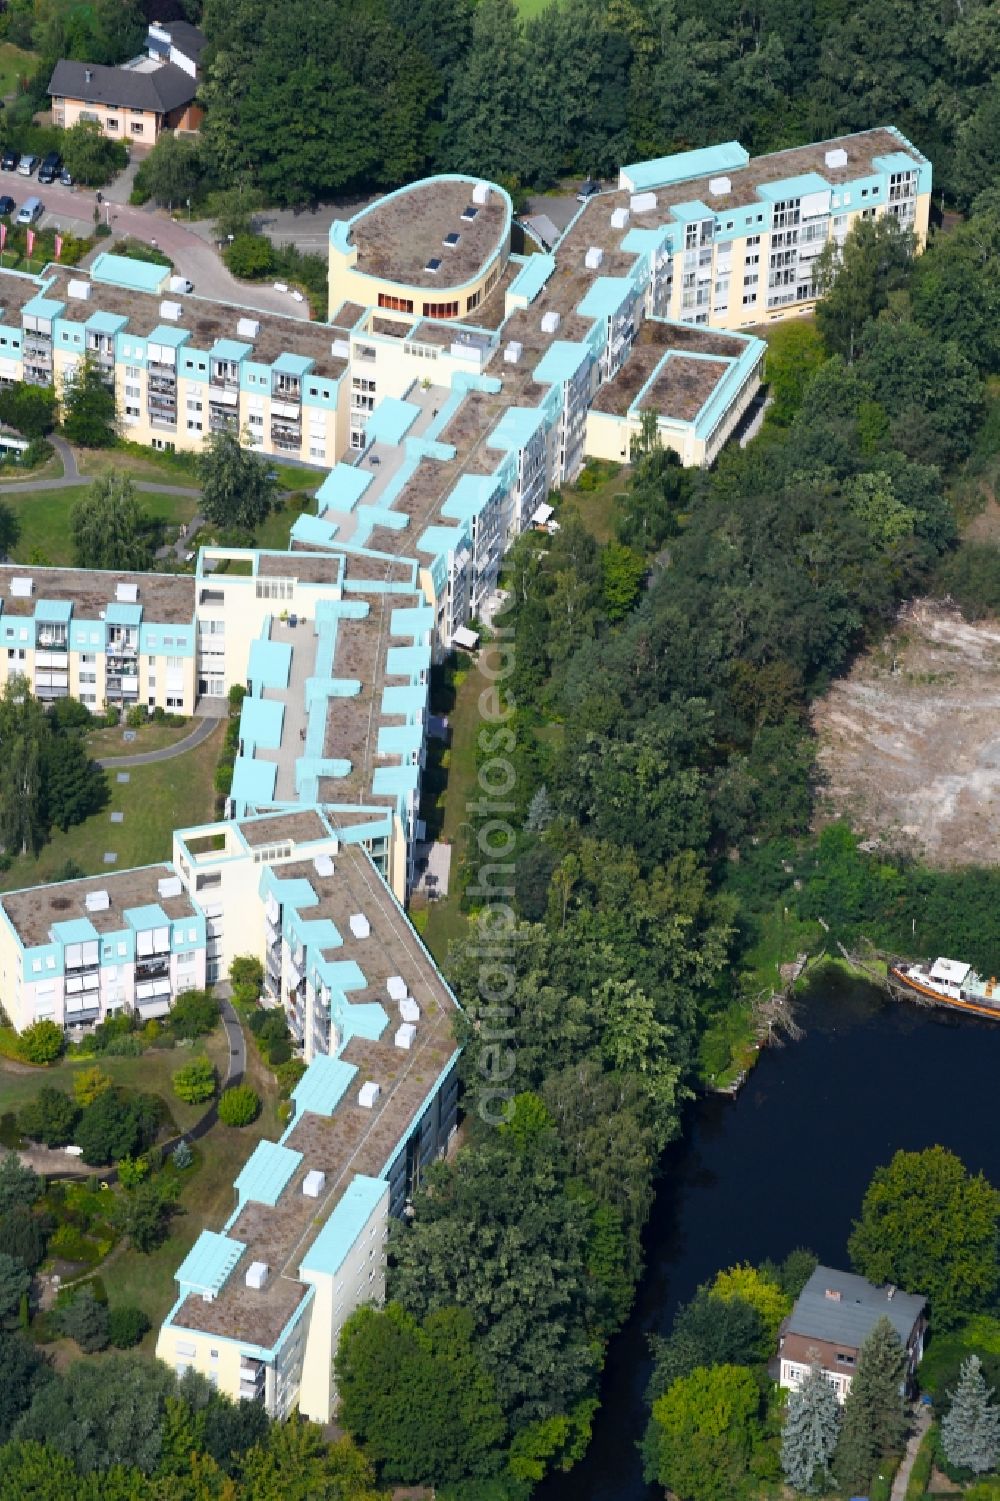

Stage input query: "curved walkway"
[
  {"left": 51, "top": 435, "right": 79, "bottom": 481},
  {"left": 0, "top": 470, "right": 201, "bottom": 498},
  {"left": 96, "top": 713, "right": 222, "bottom": 767},
  {"left": 5, "top": 997, "right": 247, "bottom": 1183}
]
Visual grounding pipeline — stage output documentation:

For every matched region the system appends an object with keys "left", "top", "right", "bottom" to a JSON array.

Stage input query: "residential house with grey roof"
[{"left": 778, "top": 1265, "right": 927, "bottom": 1401}]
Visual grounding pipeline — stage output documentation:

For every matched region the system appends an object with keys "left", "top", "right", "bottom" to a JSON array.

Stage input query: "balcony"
[
  {"left": 271, "top": 381, "right": 301, "bottom": 405},
  {"left": 136, "top": 957, "right": 170, "bottom": 982},
  {"left": 210, "top": 364, "right": 240, "bottom": 391},
  {"left": 148, "top": 372, "right": 177, "bottom": 395},
  {"left": 209, "top": 408, "right": 238, "bottom": 433},
  {"left": 24, "top": 336, "right": 51, "bottom": 359}
]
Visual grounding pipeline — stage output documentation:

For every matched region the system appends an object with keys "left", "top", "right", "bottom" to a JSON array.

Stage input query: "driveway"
[{"left": 8, "top": 176, "right": 311, "bottom": 317}]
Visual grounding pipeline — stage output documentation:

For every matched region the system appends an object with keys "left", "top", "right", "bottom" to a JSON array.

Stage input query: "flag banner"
[
  {"left": 25, "top": 229, "right": 34, "bottom": 257},
  {"left": 54, "top": 234, "right": 63, "bottom": 259},
  {"left": 0, "top": 224, "right": 6, "bottom": 252}
]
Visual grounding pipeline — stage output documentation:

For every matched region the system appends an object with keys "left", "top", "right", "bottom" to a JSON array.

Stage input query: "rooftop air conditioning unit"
[
  {"left": 386, "top": 975, "right": 407, "bottom": 1002},
  {"left": 584, "top": 246, "right": 604, "bottom": 270},
  {"left": 472, "top": 181, "right": 491, "bottom": 205},
  {"left": 116, "top": 582, "right": 139, "bottom": 603},
  {"left": 400, "top": 997, "right": 420, "bottom": 1024},
  {"left": 630, "top": 192, "right": 657, "bottom": 214},
  {"left": 236, "top": 317, "right": 260, "bottom": 340},
  {"left": 395, "top": 1023, "right": 417, "bottom": 1051},
  {"left": 331, "top": 338, "right": 350, "bottom": 360},
  {"left": 157, "top": 875, "right": 182, "bottom": 899},
  {"left": 85, "top": 889, "right": 110, "bottom": 912},
  {"left": 302, "top": 1169, "right": 326, "bottom": 1198},
  {"left": 709, "top": 176, "right": 732, "bottom": 196},
  {"left": 349, "top": 913, "right": 370, "bottom": 939},
  {"left": 67, "top": 279, "right": 91, "bottom": 301},
  {"left": 504, "top": 340, "right": 522, "bottom": 364},
  {"left": 610, "top": 207, "right": 630, "bottom": 230},
  {"left": 825, "top": 147, "right": 848, "bottom": 169},
  {"left": 10, "top": 577, "right": 32, "bottom": 597},
  {"left": 312, "top": 854, "right": 334, "bottom": 878},
  {"left": 540, "top": 310, "right": 560, "bottom": 334},
  {"left": 245, "top": 1261, "right": 268, "bottom": 1290},
  {"left": 159, "top": 300, "right": 182, "bottom": 321},
  {"left": 358, "top": 1081, "right": 380, "bottom": 1109}
]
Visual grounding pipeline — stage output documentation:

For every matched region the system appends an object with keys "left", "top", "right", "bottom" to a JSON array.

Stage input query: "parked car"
[
  {"left": 576, "top": 177, "right": 600, "bottom": 203},
  {"left": 16, "top": 154, "right": 38, "bottom": 178},
  {"left": 37, "top": 152, "right": 62, "bottom": 186},
  {"left": 1, "top": 150, "right": 20, "bottom": 172},
  {"left": 59, "top": 167, "right": 73, "bottom": 187},
  {"left": 16, "top": 197, "right": 43, "bottom": 226},
  {"left": 0, "top": 197, "right": 14, "bottom": 217}
]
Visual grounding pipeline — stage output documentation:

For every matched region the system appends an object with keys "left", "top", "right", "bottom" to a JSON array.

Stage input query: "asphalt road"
[{"left": 2, "top": 172, "right": 311, "bottom": 317}]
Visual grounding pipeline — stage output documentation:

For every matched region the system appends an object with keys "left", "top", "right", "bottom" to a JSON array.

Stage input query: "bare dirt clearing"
[{"left": 813, "top": 600, "right": 1000, "bottom": 866}]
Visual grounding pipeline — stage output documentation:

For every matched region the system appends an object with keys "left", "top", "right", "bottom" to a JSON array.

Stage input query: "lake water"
[{"left": 539, "top": 970, "right": 1000, "bottom": 1501}]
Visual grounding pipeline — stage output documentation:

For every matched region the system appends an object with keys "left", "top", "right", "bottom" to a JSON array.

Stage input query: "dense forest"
[{"left": 3, "top": 0, "right": 1000, "bottom": 206}]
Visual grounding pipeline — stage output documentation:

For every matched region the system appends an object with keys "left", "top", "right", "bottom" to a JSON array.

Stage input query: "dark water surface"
[{"left": 539, "top": 971, "right": 1000, "bottom": 1501}]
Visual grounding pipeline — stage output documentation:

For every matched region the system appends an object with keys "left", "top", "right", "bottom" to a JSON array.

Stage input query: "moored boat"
[{"left": 889, "top": 957, "right": 1000, "bottom": 1020}]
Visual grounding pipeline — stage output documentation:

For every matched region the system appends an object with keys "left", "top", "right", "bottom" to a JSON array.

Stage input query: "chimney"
[{"left": 85, "top": 68, "right": 93, "bottom": 85}]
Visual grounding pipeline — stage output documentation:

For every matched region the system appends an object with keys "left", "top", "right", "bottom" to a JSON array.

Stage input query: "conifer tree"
[
  {"left": 941, "top": 1355, "right": 1000, "bottom": 1474},
  {"left": 834, "top": 1316, "right": 906, "bottom": 1493},
  {"left": 782, "top": 1364, "right": 841, "bottom": 1494}
]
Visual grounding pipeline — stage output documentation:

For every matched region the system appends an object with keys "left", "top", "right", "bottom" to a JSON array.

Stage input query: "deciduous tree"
[
  {"left": 642, "top": 1363, "right": 760, "bottom": 1501},
  {"left": 70, "top": 474, "right": 154, "bottom": 571},
  {"left": 60, "top": 356, "right": 117, "bottom": 449},
  {"left": 197, "top": 430, "right": 277, "bottom": 536}
]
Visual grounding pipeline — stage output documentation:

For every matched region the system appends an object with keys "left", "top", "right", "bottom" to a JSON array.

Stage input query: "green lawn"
[
  {"left": 0, "top": 720, "right": 223, "bottom": 891},
  {"left": 412, "top": 653, "right": 481, "bottom": 966},
  {"left": 0, "top": 42, "right": 37, "bottom": 97},
  {"left": 86, "top": 718, "right": 194, "bottom": 759},
  {"left": 558, "top": 460, "right": 627, "bottom": 544},
  {"left": 4, "top": 485, "right": 198, "bottom": 566},
  {"left": 515, "top": 0, "right": 552, "bottom": 16}
]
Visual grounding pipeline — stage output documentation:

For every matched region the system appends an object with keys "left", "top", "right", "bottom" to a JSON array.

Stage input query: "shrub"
[
  {"left": 116, "top": 1154, "right": 151, "bottom": 1189},
  {"left": 274, "top": 1059, "right": 307, "bottom": 1097},
  {"left": 125, "top": 705, "right": 146, "bottom": 728},
  {"left": 218, "top": 1085, "right": 261, "bottom": 1127},
  {"left": 169, "top": 990, "right": 219, "bottom": 1039},
  {"left": 48, "top": 1224, "right": 103, "bottom": 1264},
  {"left": 224, "top": 233, "right": 275, "bottom": 279},
  {"left": 172, "top": 1057, "right": 217, "bottom": 1105},
  {"left": 17, "top": 1021, "right": 65, "bottom": 1065},
  {"left": 172, "top": 1140, "right": 193, "bottom": 1170},
  {"left": 55, "top": 1285, "right": 109, "bottom": 1351},
  {"left": 73, "top": 1066, "right": 112, "bottom": 1107},
  {"left": 266, "top": 1038, "right": 292, "bottom": 1066},
  {"left": 108, "top": 1304, "right": 151, "bottom": 1348},
  {"left": 18, "top": 1087, "right": 79, "bottom": 1146},
  {"left": 229, "top": 955, "right": 263, "bottom": 992}
]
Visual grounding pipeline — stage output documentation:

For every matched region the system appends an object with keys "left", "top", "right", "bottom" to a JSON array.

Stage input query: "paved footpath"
[
  {"left": 891, "top": 1402, "right": 932, "bottom": 1500},
  {"left": 96, "top": 713, "right": 222, "bottom": 768}
]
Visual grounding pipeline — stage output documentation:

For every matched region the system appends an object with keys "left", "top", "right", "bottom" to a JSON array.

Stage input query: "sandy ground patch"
[{"left": 813, "top": 600, "right": 1000, "bottom": 866}]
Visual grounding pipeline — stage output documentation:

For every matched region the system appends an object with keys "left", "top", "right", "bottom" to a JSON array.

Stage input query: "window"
[
  {"left": 466, "top": 289, "right": 481, "bottom": 312},
  {"left": 131, "top": 122, "right": 144, "bottom": 136},
  {"left": 106, "top": 118, "right": 119, "bottom": 131},
  {"left": 421, "top": 300, "right": 460, "bottom": 318},
  {"left": 377, "top": 293, "right": 413, "bottom": 313},
  {"left": 126, "top": 365, "right": 140, "bottom": 380}
]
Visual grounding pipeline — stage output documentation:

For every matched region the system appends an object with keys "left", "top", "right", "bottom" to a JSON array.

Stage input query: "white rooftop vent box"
[
  {"left": 504, "top": 340, "right": 522, "bottom": 364},
  {"left": 312, "top": 853, "right": 335, "bottom": 878},
  {"left": 236, "top": 317, "right": 260, "bottom": 340},
  {"left": 157, "top": 875, "right": 182, "bottom": 899},
  {"left": 400, "top": 996, "right": 420, "bottom": 1024},
  {"left": 395, "top": 1023, "right": 417, "bottom": 1051},
  {"left": 825, "top": 147, "right": 848, "bottom": 169},
  {"left": 10, "top": 576, "right": 32, "bottom": 597},
  {"left": 358, "top": 1081, "right": 381, "bottom": 1110},
  {"left": 331, "top": 338, "right": 350, "bottom": 360},
  {"left": 472, "top": 181, "right": 491, "bottom": 205},
  {"left": 302, "top": 1168, "right": 326, "bottom": 1198},
  {"left": 610, "top": 207, "right": 630, "bottom": 230},
  {"left": 540, "top": 310, "right": 560, "bottom": 334},
  {"left": 85, "top": 889, "right": 110, "bottom": 913},
  {"left": 584, "top": 246, "right": 604, "bottom": 270},
  {"left": 349, "top": 913, "right": 370, "bottom": 940},
  {"left": 709, "top": 175, "right": 732, "bottom": 196},
  {"left": 630, "top": 191, "right": 657, "bottom": 214},
  {"left": 245, "top": 1261, "right": 269, "bottom": 1290},
  {"left": 67, "top": 279, "right": 91, "bottom": 301},
  {"left": 159, "top": 300, "right": 182, "bottom": 322},
  {"left": 386, "top": 975, "right": 407, "bottom": 1002},
  {"left": 116, "top": 582, "right": 139, "bottom": 603}
]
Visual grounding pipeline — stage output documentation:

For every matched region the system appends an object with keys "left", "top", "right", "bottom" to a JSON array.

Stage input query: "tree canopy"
[
  {"left": 197, "top": 430, "right": 278, "bottom": 536},
  {"left": 70, "top": 474, "right": 156, "bottom": 571}
]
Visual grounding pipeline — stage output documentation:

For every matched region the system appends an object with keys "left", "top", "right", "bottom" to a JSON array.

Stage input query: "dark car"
[
  {"left": 0, "top": 196, "right": 14, "bottom": 217},
  {"left": 59, "top": 166, "right": 73, "bottom": 187},
  {"left": 0, "top": 150, "right": 20, "bottom": 172},
  {"left": 37, "top": 152, "right": 61, "bottom": 186}
]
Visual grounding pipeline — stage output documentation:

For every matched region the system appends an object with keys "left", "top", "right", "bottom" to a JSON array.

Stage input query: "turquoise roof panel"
[
  {"left": 756, "top": 172, "right": 831, "bottom": 201},
  {"left": 105, "top": 602, "right": 142, "bottom": 625},
  {"left": 240, "top": 695, "right": 284, "bottom": 750},
  {"left": 507, "top": 253, "right": 556, "bottom": 304},
  {"left": 248, "top": 636, "right": 292, "bottom": 689},
  {"left": 35, "top": 599, "right": 73, "bottom": 622},
  {"left": 272, "top": 352, "right": 313, "bottom": 376},
  {"left": 621, "top": 141, "right": 749, "bottom": 193},
  {"left": 50, "top": 917, "right": 98, "bottom": 943},
  {"left": 316, "top": 464, "right": 371, "bottom": 513},
  {"left": 290, "top": 1055, "right": 358, "bottom": 1118},
  {"left": 534, "top": 340, "right": 590, "bottom": 387},
  {"left": 234, "top": 1140, "right": 304, "bottom": 1208},
  {"left": 211, "top": 339, "right": 252, "bottom": 362},
  {"left": 147, "top": 323, "right": 191, "bottom": 348},
  {"left": 124, "top": 903, "right": 168, "bottom": 930},
  {"left": 85, "top": 309, "right": 128, "bottom": 335},
  {"left": 23, "top": 295, "right": 64, "bottom": 320},
  {"left": 299, "top": 1176, "right": 387, "bottom": 1277},
  {"left": 90, "top": 252, "right": 169, "bottom": 293},
  {"left": 231, "top": 756, "right": 278, "bottom": 805},
  {"left": 175, "top": 1230, "right": 246, "bottom": 1297},
  {"left": 577, "top": 277, "right": 634, "bottom": 321},
  {"left": 366, "top": 397, "right": 419, "bottom": 446}
]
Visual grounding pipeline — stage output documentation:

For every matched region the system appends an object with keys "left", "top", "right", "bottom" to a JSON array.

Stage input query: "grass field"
[
  {"left": 515, "top": 0, "right": 552, "bottom": 16},
  {"left": 86, "top": 718, "right": 194, "bottom": 758},
  {"left": 0, "top": 42, "right": 38, "bottom": 97},
  {"left": 0, "top": 719, "right": 223, "bottom": 891},
  {"left": 558, "top": 460, "right": 626, "bottom": 544},
  {"left": 5, "top": 485, "right": 199, "bottom": 566},
  {"left": 414, "top": 654, "right": 480, "bottom": 965}
]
